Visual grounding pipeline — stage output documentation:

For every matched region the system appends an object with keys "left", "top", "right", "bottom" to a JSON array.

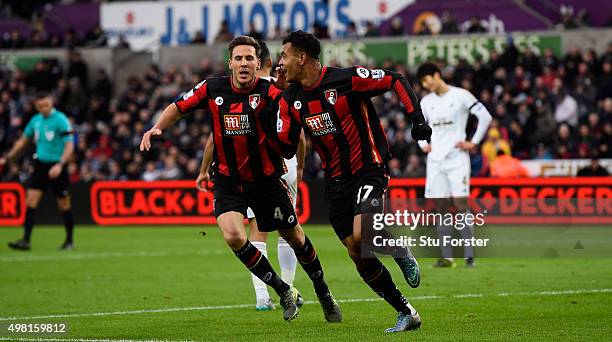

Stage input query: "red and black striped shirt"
[
  {"left": 175, "top": 76, "right": 285, "bottom": 182},
  {"left": 275, "top": 66, "right": 423, "bottom": 180}
]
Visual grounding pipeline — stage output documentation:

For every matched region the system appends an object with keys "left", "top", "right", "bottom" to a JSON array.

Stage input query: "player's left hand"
[
  {"left": 196, "top": 171, "right": 210, "bottom": 192},
  {"left": 456, "top": 141, "right": 476, "bottom": 151},
  {"left": 49, "top": 163, "right": 63, "bottom": 179},
  {"left": 272, "top": 66, "right": 288, "bottom": 90},
  {"left": 411, "top": 123, "right": 432, "bottom": 141}
]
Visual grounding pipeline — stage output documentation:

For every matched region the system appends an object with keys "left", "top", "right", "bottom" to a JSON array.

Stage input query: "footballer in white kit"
[{"left": 416, "top": 62, "right": 492, "bottom": 267}]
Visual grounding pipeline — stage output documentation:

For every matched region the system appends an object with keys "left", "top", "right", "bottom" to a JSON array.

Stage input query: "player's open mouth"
[{"left": 239, "top": 70, "right": 250, "bottom": 76}]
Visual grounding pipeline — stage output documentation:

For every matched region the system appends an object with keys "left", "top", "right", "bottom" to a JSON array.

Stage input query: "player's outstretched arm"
[
  {"left": 141, "top": 79, "right": 209, "bottom": 152},
  {"left": 196, "top": 134, "right": 214, "bottom": 191},
  {"left": 139, "top": 103, "right": 181, "bottom": 151},
  {"left": 350, "top": 67, "right": 431, "bottom": 140},
  {"left": 0, "top": 136, "right": 30, "bottom": 164}
]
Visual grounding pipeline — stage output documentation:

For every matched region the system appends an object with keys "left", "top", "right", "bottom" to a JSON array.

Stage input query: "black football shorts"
[
  {"left": 27, "top": 160, "right": 70, "bottom": 198},
  {"left": 325, "top": 166, "right": 389, "bottom": 241},
  {"left": 213, "top": 176, "right": 298, "bottom": 231}
]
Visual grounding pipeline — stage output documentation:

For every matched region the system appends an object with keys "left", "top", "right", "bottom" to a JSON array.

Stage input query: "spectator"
[
  {"left": 91, "top": 69, "right": 113, "bottom": 105},
  {"left": 345, "top": 21, "right": 360, "bottom": 39},
  {"left": 467, "top": 16, "right": 486, "bottom": 33},
  {"left": 389, "top": 158, "right": 402, "bottom": 177},
  {"left": 404, "top": 155, "right": 426, "bottom": 178},
  {"left": 554, "top": 90, "right": 579, "bottom": 127},
  {"left": 246, "top": 22, "right": 263, "bottom": 40},
  {"left": 313, "top": 22, "right": 330, "bottom": 39},
  {"left": 63, "top": 28, "right": 81, "bottom": 49},
  {"left": 490, "top": 150, "right": 530, "bottom": 178},
  {"left": 271, "top": 26, "right": 284, "bottom": 40},
  {"left": 481, "top": 128, "right": 511, "bottom": 165},
  {"left": 364, "top": 21, "right": 380, "bottom": 37},
  {"left": 389, "top": 17, "right": 404, "bottom": 36},
  {"left": 577, "top": 9, "right": 592, "bottom": 27},
  {"left": 214, "top": 20, "right": 233, "bottom": 43},
  {"left": 1, "top": 30, "right": 25, "bottom": 49},
  {"left": 66, "top": 51, "right": 88, "bottom": 89},
  {"left": 500, "top": 36, "right": 519, "bottom": 72},
  {"left": 577, "top": 158, "right": 609, "bottom": 176},
  {"left": 191, "top": 31, "right": 206, "bottom": 44},
  {"left": 142, "top": 161, "right": 161, "bottom": 181},
  {"left": 441, "top": 12, "right": 459, "bottom": 34},
  {"left": 85, "top": 26, "right": 108, "bottom": 47},
  {"left": 116, "top": 34, "right": 130, "bottom": 49},
  {"left": 160, "top": 155, "right": 182, "bottom": 180},
  {"left": 558, "top": 5, "right": 578, "bottom": 29},
  {"left": 554, "top": 123, "right": 576, "bottom": 158}
]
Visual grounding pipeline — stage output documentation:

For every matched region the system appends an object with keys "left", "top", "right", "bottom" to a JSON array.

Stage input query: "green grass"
[{"left": 0, "top": 225, "right": 611, "bottom": 341}]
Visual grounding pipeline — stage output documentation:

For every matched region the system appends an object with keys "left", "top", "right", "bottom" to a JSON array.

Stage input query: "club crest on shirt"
[
  {"left": 215, "top": 97, "right": 224, "bottom": 105},
  {"left": 249, "top": 94, "right": 260, "bottom": 109},
  {"left": 223, "top": 114, "right": 252, "bottom": 135},
  {"left": 324, "top": 89, "right": 337, "bottom": 105},
  {"left": 294, "top": 101, "right": 302, "bottom": 110},
  {"left": 304, "top": 112, "right": 337, "bottom": 136},
  {"left": 371, "top": 69, "right": 385, "bottom": 80},
  {"left": 45, "top": 131, "right": 55, "bottom": 141},
  {"left": 356, "top": 67, "right": 370, "bottom": 78}
]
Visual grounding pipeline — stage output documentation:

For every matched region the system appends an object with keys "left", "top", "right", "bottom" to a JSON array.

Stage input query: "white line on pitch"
[
  {"left": 0, "top": 338, "right": 196, "bottom": 342},
  {"left": 0, "top": 251, "right": 225, "bottom": 262},
  {"left": 0, "top": 288, "right": 609, "bottom": 322}
]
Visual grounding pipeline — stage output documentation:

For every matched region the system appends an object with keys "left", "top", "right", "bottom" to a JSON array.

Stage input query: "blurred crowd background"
[{"left": 1, "top": 2, "right": 611, "bottom": 182}]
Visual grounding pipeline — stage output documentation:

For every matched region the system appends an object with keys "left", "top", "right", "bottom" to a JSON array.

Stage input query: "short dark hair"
[
  {"left": 416, "top": 62, "right": 441, "bottom": 81},
  {"left": 257, "top": 39, "right": 271, "bottom": 63},
  {"left": 228, "top": 35, "right": 261, "bottom": 58},
  {"left": 282, "top": 30, "right": 320, "bottom": 59},
  {"left": 35, "top": 91, "right": 51, "bottom": 100}
]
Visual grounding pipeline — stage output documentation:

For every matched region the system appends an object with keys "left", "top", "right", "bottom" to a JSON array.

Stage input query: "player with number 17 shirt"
[{"left": 274, "top": 31, "right": 432, "bottom": 333}]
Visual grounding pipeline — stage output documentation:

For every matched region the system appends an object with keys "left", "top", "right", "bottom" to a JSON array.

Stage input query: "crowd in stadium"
[{"left": 1, "top": 38, "right": 610, "bottom": 183}]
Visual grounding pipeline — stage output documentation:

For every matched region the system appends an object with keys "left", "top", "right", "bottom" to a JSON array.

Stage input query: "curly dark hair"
[{"left": 282, "top": 30, "right": 321, "bottom": 59}]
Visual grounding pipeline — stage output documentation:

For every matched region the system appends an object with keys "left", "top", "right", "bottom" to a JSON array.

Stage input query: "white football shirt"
[{"left": 419, "top": 86, "right": 492, "bottom": 161}]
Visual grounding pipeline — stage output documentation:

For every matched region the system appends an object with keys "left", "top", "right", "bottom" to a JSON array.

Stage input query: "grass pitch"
[{"left": 1, "top": 225, "right": 611, "bottom": 341}]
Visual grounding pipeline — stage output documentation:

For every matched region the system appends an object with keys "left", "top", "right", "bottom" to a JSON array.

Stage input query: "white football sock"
[
  {"left": 277, "top": 237, "right": 297, "bottom": 286},
  {"left": 250, "top": 241, "right": 271, "bottom": 305}
]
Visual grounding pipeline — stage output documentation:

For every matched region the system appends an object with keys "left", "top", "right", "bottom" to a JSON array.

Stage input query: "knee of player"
[
  {"left": 56, "top": 198, "right": 71, "bottom": 211},
  {"left": 223, "top": 230, "right": 246, "bottom": 249},
  {"left": 278, "top": 229, "right": 304, "bottom": 249}
]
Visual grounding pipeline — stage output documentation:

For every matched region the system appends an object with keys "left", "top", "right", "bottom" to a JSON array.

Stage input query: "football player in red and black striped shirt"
[
  {"left": 274, "top": 31, "right": 432, "bottom": 333},
  {"left": 139, "top": 36, "right": 341, "bottom": 323}
]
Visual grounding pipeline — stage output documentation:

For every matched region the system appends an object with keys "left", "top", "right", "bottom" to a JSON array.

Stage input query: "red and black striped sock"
[
  {"left": 293, "top": 236, "right": 330, "bottom": 297},
  {"left": 234, "top": 240, "right": 289, "bottom": 296}
]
